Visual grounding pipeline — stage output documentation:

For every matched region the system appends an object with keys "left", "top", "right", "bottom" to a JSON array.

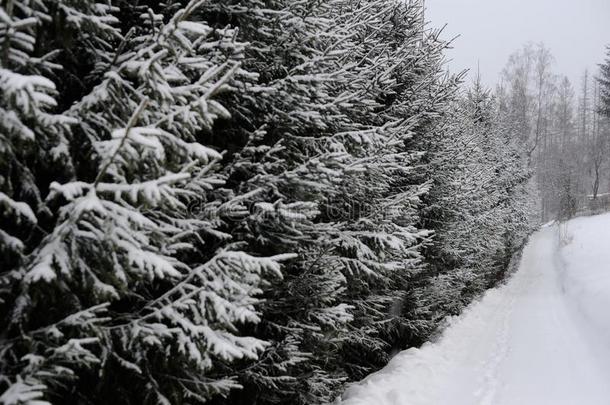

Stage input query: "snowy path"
[{"left": 339, "top": 214, "right": 610, "bottom": 405}]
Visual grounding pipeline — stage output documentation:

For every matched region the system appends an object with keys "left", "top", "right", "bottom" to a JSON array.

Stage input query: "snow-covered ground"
[{"left": 338, "top": 213, "right": 610, "bottom": 405}]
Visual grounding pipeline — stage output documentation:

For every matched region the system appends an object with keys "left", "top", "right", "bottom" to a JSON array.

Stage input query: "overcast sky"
[{"left": 426, "top": 0, "right": 610, "bottom": 88}]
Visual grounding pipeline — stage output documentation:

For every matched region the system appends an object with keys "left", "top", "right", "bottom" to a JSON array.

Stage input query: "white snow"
[
  {"left": 558, "top": 215, "right": 610, "bottom": 345},
  {"left": 0, "top": 192, "right": 37, "bottom": 224},
  {"left": 338, "top": 213, "right": 610, "bottom": 405}
]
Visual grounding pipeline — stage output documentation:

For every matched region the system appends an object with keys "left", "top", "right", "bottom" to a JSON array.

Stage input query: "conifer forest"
[{"left": 1, "top": 1, "right": 610, "bottom": 404}]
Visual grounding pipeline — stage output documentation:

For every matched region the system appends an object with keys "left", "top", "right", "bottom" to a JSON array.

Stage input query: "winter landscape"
[{"left": 0, "top": 0, "right": 609, "bottom": 404}]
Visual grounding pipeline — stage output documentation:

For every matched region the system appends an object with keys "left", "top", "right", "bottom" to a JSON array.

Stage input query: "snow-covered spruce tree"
[
  {"left": 197, "top": 1, "right": 460, "bottom": 403},
  {"left": 0, "top": 1, "right": 294, "bottom": 404},
  {"left": 198, "top": 1, "right": 365, "bottom": 402},
  {"left": 327, "top": 0, "right": 461, "bottom": 381},
  {"left": 410, "top": 80, "right": 534, "bottom": 332}
]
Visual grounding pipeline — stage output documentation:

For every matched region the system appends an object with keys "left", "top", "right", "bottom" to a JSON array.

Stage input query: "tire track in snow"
[{"left": 474, "top": 293, "right": 515, "bottom": 405}]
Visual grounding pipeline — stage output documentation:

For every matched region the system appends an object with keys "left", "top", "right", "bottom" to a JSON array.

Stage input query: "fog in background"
[{"left": 426, "top": 0, "right": 610, "bottom": 87}]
